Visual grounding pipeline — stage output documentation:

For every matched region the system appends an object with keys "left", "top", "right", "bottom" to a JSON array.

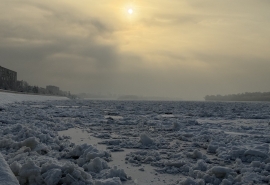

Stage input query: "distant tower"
[{"left": 0, "top": 66, "right": 17, "bottom": 90}]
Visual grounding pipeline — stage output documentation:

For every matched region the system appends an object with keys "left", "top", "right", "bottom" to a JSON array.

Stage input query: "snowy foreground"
[{"left": 1, "top": 98, "right": 270, "bottom": 185}]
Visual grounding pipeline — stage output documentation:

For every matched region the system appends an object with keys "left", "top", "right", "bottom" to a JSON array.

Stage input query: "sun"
[{"left": 128, "top": 8, "right": 133, "bottom": 14}]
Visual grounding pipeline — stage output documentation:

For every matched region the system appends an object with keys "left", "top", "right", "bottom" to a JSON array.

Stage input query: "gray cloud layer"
[{"left": 1, "top": 0, "right": 270, "bottom": 100}]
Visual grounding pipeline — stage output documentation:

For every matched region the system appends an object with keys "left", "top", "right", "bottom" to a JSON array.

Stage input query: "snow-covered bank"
[{"left": 0, "top": 92, "right": 68, "bottom": 105}]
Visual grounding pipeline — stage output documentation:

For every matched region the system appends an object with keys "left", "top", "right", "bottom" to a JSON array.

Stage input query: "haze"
[{"left": 1, "top": 0, "right": 270, "bottom": 100}]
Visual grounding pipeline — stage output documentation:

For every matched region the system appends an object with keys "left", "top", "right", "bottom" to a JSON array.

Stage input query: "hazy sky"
[{"left": 1, "top": 0, "right": 270, "bottom": 100}]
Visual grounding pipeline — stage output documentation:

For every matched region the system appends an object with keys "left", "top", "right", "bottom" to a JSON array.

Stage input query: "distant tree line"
[
  {"left": 16, "top": 81, "right": 38, "bottom": 93},
  {"left": 16, "top": 81, "right": 69, "bottom": 97},
  {"left": 205, "top": 92, "right": 270, "bottom": 101}
]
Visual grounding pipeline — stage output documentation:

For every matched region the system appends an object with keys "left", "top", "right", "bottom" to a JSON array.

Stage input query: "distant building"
[
  {"left": 46, "top": 85, "right": 60, "bottom": 95},
  {"left": 0, "top": 66, "right": 17, "bottom": 90}
]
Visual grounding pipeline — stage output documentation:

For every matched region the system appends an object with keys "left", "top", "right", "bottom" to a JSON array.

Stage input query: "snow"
[
  {"left": 1, "top": 95, "right": 270, "bottom": 184},
  {"left": 0, "top": 92, "right": 68, "bottom": 105}
]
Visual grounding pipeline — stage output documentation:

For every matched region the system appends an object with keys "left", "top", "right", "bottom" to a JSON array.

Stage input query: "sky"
[{"left": 1, "top": 0, "right": 270, "bottom": 100}]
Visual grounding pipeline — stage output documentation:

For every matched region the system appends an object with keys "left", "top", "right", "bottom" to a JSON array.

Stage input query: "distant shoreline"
[{"left": 205, "top": 92, "right": 270, "bottom": 102}]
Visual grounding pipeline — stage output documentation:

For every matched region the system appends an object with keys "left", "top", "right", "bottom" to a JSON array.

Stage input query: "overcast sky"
[{"left": 1, "top": 0, "right": 270, "bottom": 100}]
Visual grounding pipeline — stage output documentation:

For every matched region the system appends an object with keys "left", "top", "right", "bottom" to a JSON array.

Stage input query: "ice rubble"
[
  {"left": 0, "top": 104, "right": 128, "bottom": 185},
  {"left": 81, "top": 101, "right": 270, "bottom": 184},
  {"left": 0, "top": 152, "right": 19, "bottom": 185},
  {"left": 1, "top": 99, "right": 270, "bottom": 184}
]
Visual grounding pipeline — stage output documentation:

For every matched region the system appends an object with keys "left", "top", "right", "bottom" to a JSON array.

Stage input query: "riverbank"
[{"left": 0, "top": 91, "right": 68, "bottom": 105}]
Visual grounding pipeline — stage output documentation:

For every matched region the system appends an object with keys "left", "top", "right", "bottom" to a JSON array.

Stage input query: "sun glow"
[
  {"left": 121, "top": 3, "right": 139, "bottom": 20},
  {"left": 128, "top": 8, "right": 133, "bottom": 14}
]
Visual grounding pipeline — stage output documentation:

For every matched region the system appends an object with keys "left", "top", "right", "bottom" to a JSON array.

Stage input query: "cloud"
[
  {"left": 0, "top": 0, "right": 270, "bottom": 100},
  {"left": 0, "top": 1, "right": 135, "bottom": 89}
]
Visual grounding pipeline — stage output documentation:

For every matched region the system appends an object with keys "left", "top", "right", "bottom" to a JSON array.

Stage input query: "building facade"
[{"left": 0, "top": 66, "right": 17, "bottom": 90}]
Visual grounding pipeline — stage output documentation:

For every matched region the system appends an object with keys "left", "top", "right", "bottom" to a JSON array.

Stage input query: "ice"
[
  {"left": 220, "top": 179, "right": 233, "bottom": 185},
  {"left": 18, "top": 160, "right": 41, "bottom": 184},
  {"left": 10, "top": 161, "right": 21, "bottom": 176},
  {"left": 165, "top": 160, "right": 186, "bottom": 168},
  {"left": 1, "top": 95, "right": 270, "bottom": 184},
  {"left": 207, "top": 166, "right": 233, "bottom": 178},
  {"left": 179, "top": 177, "right": 205, "bottom": 185},
  {"left": 244, "top": 149, "right": 268, "bottom": 158},
  {"left": 241, "top": 172, "right": 262, "bottom": 184},
  {"left": 189, "top": 149, "right": 203, "bottom": 159},
  {"left": 0, "top": 153, "right": 19, "bottom": 185},
  {"left": 40, "top": 161, "right": 62, "bottom": 174},
  {"left": 193, "top": 159, "right": 208, "bottom": 172},
  {"left": 207, "top": 143, "right": 219, "bottom": 154},
  {"left": 101, "top": 166, "right": 127, "bottom": 181},
  {"left": 83, "top": 157, "right": 109, "bottom": 173},
  {"left": 265, "top": 163, "right": 270, "bottom": 171},
  {"left": 94, "top": 177, "right": 122, "bottom": 185},
  {"left": 20, "top": 137, "right": 39, "bottom": 150},
  {"left": 172, "top": 122, "right": 180, "bottom": 130},
  {"left": 139, "top": 133, "right": 154, "bottom": 146},
  {"left": 42, "top": 168, "right": 62, "bottom": 185}
]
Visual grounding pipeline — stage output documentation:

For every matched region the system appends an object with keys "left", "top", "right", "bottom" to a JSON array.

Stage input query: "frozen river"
[{"left": 1, "top": 99, "right": 270, "bottom": 184}]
